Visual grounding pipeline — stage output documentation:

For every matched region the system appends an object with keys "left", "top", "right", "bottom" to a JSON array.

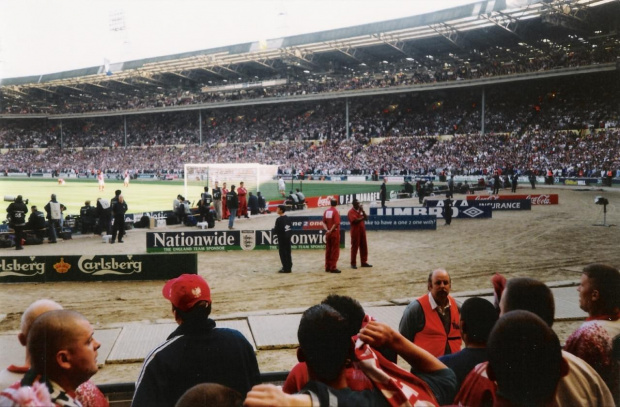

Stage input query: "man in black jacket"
[
  {"left": 257, "top": 192, "right": 267, "bottom": 214},
  {"left": 226, "top": 185, "right": 239, "bottom": 230},
  {"left": 443, "top": 194, "right": 453, "bottom": 226},
  {"left": 7, "top": 195, "right": 28, "bottom": 250},
  {"left": 110, "top": 195, "right": 127, "bottom": 244},
  {"left": 80, "top": 200, "right": 96, "bottom": 234},
  {"left": 380, "top": 178, "right": 387, "bottom": 207},
  {"left": 248, "top": 192, "right": 259, "bottom": 215},
  {"left": 273, "top": 205, "right": 293, "bottom": 273},
  {"left": 199, "top": 187, "right": 213, "bottom": 223},
  {"left": 26, "top": 205, "right": 46, "bottom": 239}
]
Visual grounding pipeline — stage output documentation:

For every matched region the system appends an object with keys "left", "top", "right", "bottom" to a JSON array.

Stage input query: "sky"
[{"left": 0, "top": 0, "right": 476, "bottom": 79}]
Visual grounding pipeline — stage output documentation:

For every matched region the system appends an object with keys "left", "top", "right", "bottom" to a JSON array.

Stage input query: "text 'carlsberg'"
[
  {"left": 0, "top": 259, "right": 45, "bottom": 273},
  {"left": 78, "top": 256, "right": 142, "bottom": 274}
]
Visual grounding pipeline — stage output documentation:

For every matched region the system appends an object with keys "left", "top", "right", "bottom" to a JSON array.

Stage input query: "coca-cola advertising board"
[
  {"left": 269, "top": 196, "right": 339, "bottom": 209},
  {"left": 466, "top": 194, "right": 558, "bottom": 205},
  {"left": 305, "top": 195, "right": 338, "bottom": 208}
]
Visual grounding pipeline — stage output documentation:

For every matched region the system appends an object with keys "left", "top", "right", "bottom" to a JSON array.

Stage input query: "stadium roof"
[{"left": 0, "top": 0, "right": 618, "bottom": 114}]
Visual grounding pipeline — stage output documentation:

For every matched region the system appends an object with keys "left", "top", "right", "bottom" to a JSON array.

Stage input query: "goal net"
[{"left": 184, "top": 163, "right": 279, "bottom": 202}]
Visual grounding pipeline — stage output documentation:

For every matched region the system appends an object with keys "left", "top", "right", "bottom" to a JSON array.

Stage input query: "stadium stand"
[
  {"left": 1, "top": 1, "right": 619, "bottom": 405},
  {"left": 0, "top": 1, "right": 618, "bottom": 177},
  {"left": 1, "top": 75, "right": 619, "bottom": 178}
]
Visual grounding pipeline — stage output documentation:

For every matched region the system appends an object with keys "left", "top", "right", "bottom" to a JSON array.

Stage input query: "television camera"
[
  {"left": 4, "top": 195, "right": 29, "bottom": 205},
  {"left": 595, "top": 196, "right": 608, "bottom": 206},
  {"left": 593, "top": 196, "right": 613, "bottom": 227}
]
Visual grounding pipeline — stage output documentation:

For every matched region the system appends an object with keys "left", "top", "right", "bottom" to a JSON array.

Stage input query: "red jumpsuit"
[
  {"left": 348, "top": 207, "right": 368, "bottom": 267},
  {"left": 323, "top": 206, "right": 341, "bottom": 271},
  {"left": 221, "top": 187, "right": 230, "bottom": 219},
  {"left": 237, "top": 186, "right": 248, "bottom": 217}
]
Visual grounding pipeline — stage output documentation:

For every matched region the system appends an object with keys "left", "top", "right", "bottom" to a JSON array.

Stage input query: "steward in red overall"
[
  {"left": 347, "top": 199, "right": 372, "bottom": 269},
  {"left": 322, "top": 199, "right": 341, "bottom": 273},
  {"left": 237, "top": 182, "right": 248, "bottom": 218}
]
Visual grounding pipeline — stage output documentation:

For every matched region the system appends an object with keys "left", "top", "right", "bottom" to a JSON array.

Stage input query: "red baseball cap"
[{"left": 162, "top": 274, "right": 211, "bottom": 312}]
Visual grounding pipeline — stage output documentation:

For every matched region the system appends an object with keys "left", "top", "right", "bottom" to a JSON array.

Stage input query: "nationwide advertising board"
[
  {"left": 466, "top": 194, "right": 558, "bottom": 205},
  {"left": 0, "top": 254, "right": 197, "bottom": 283},
  {"left": 425, "top": 199, "right": 531, "bottom": 211},
  {"left": 370, "top": 206, "right": 492, "bottom": 219},
  {"left": 146, "top": 230, "right": 344, "bottom": 252},
  {"left": 287, "top": 216, "right": 437, "bottom": 231},
  {"left": 289, "top": 217, "right": 326, "bottom": 230}
]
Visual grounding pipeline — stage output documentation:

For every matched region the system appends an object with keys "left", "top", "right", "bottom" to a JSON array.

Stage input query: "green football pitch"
[{"left": 1, "top": 178, "right": 399, "bottom": 216}]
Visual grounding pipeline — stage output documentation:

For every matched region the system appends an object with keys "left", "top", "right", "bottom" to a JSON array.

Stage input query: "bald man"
[
  {"left": 399, "top": 269, "right": 462, "bottom": 358},
  {"left": 0, "top": 302, "right": 107, "bottom": 407},
  {"left": 0, "top": 299, "right": 63, "bottom": 389},
  {"left": 0, "top": 310, "right": 101, "bottom": 407}
]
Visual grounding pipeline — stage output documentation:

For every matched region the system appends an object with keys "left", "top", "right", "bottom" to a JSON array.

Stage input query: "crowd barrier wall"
[{"left": 0, "top": 254, "right": 197, "bottom": 283}]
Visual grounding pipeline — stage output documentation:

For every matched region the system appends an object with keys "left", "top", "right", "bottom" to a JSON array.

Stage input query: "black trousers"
[
  {"left": 82, "top": 220, "right": 94, "bottom": 234},
  {"left": 111, "top": 217, "right": 125, "bottom": 242},
  {"left": 13, "top": 225, "right": 24, "bottom": 249},
  {"left": 278, "top": 240, "right": 292, "bottom": 271},
  {"left": 99, "top": 215, "right": 111, "bottom": 235}
]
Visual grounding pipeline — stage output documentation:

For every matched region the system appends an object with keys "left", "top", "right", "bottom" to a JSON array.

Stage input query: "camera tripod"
[{"left": 593, "top": 201, "right": 615, "bottom": 227}]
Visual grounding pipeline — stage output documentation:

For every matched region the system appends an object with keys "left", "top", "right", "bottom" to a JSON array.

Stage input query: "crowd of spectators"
[
  {"left": 1, "top": 33, "right": 617, "bottom": 116},
  {"left": 1, "top": 73, "right": 618, "bottom": 179},
  {"left": 1, "top": 265, "right": 618, "bottom": 407},
  {"left": 1, "top": 127, "right": 618, "bottom": 180}
]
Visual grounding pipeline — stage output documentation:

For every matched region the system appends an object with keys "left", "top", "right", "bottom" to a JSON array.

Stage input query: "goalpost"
[{"left": 183, "top": 163, "right": 279, "bottom": 203}]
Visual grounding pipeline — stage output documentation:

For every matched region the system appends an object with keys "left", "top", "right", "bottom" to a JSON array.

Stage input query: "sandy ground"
[{"left": 1, "top": 186, "right": 619, "bottom": 384}]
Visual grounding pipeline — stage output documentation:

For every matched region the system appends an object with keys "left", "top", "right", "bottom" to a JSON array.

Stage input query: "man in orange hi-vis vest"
[{"left": 399, "top": 268, "right": 462, "bottom": 358}]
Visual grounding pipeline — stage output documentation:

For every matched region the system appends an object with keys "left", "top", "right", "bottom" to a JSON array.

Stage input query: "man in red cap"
[{"left": 132, "top": 274, "right": 260, "bottom": 407}]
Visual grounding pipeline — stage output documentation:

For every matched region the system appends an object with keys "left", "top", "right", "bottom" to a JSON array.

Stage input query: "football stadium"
[{"left": 1, "top": 1, "right": 619, "bottom": 405}]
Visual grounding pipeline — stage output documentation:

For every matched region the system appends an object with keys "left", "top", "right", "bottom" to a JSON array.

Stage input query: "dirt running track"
[{"left": 1, "top": 186, "right": 619, "bottom": 383}]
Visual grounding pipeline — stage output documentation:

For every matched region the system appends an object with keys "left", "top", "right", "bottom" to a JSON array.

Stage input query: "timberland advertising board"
[
  {"left": 146, "top": 230, "right": 344, "bottom": 252},
  {"left": 370, "top": 206, "right": 492, "bottom": 219},
  {"left": 0, "top": 254, "right": 197, "bottom": 283}
]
